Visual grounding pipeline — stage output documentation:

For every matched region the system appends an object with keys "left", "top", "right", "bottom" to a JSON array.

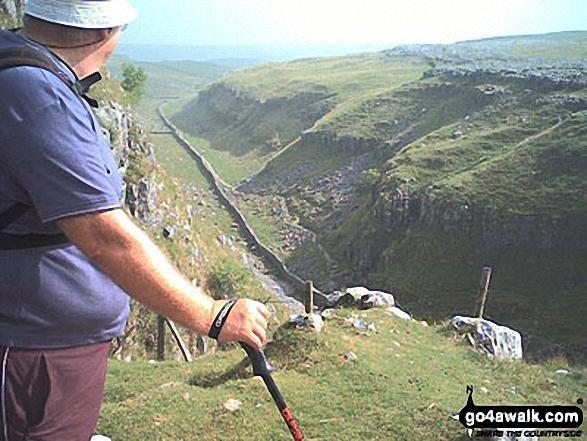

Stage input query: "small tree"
[{"left": 121, "top": 63, "right": 147, "bottom": 107}]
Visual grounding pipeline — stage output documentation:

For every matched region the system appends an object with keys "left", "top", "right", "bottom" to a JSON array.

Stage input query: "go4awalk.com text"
[{"left": 458, "top": 386, "right": 584, "bottom": 438}]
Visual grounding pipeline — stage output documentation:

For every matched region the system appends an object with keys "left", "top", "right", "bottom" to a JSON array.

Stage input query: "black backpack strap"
[
  {"left": 0, "top": 202, "right": 29, "bottom": 231},
  {"left": 0, "top": 45, "right": 85, "bottom": 250},
  {"left": 0, "top": 231, "right": 68, "bottom": 250},
  {"left": 0, "top": 46, "right": 73, "bottom": 85},
  {"left": 0, "top": 46, "right": 101, "bottom": 108},
  {"left": 0, "top": 203, "right": 68, "bottom": 250}
]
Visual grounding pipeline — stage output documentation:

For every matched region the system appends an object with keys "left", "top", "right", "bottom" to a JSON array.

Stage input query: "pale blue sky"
[{"left": 122, "top": 0, "right": 587, "bottom": 46}]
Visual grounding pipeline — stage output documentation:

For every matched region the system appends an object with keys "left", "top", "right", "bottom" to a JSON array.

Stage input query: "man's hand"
[{"left": 210, "top": 299, "right": 270, "bottom": 350}]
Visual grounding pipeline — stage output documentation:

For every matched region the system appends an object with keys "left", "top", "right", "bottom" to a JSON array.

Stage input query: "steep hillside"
[
  {"left": 172, "top": 54, "right": 427, "bottom": 159},
  {"left": 97, "top": 308, "right": 587, "bottom": 440},
  {"left": 169, "top": 32, "right": 587, "bottom": 353},
  {"left": 242, "top": 71, "right": 587, "bottom": 352},
  {"left": 328, "top": 75, "right": 587, "bottom": 349}
]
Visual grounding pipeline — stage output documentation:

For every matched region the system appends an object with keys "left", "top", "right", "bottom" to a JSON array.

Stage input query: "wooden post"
[
  {"left": 157, "top": 315, "right": 166, "bottom": 361},
  {"left": 304, "top": 281, "right": 314, "bottom": 315},
  {"left": 476, "top": 267, "right": 492, "bottom": 319}
]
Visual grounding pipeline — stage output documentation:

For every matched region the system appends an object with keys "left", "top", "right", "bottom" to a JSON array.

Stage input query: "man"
[{"left": 0, "top": 1, "right": 269, "bottom": 440}]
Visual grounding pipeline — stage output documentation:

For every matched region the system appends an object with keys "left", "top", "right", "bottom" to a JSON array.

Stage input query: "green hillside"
[
  {"left": 274, "top": 71, "right": 586, "bottom": 350},
  {"left": 221, "top": 54, "right": 427, "bottom": 102},
  {"left": 2, "top": 15, "right": 584, "bottom": 439},
  {"left": 171, "top": 53, "right": 428, "bottom": 164},
  {"left": 107, "top": 56, "right": 233, "bottom": 129},
  {"left": 105, "top": 30, "right": 587, "bottom": 441},
  {"left": 97, "top": 308, "right": 587, "bottom": 440},
  {"left": 166, "top": 31, "right": 587, "bottom": 353},
  {"left": 108, "top": 55, "right": 231, "bottom": 98}
]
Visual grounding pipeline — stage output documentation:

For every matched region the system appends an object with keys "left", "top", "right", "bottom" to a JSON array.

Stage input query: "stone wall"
[{"left": 158, "top": 105, "right": 330, "bottom": 307}]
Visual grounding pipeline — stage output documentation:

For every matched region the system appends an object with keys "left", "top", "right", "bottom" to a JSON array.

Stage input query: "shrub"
[{"left": 205, "top": 257, "right": 251, "bottom": 300}]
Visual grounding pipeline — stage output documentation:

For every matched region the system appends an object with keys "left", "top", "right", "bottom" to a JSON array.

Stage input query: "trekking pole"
[{"left": 240, "top": 343, "right": 305, "bottom": 441}]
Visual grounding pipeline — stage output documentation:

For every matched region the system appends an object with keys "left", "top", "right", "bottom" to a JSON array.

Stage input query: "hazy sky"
[{"left": 122, "top": 0, "right": 587, "bottom": 47}]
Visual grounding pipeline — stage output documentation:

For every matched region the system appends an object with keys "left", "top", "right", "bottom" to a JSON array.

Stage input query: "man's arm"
[{"left": 57, "top": 208, "right": 269, "bottom": 349}]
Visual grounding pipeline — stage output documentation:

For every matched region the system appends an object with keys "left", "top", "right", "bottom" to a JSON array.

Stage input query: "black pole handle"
[{"left": 239, "top": 342, "right": 274, "bottom": 376}]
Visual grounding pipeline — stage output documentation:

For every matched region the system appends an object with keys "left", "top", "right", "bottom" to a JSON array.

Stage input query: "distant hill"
[
  {"left": 171, "top": 53, "right": 429, "bottom": 158},
  {"left": 390, "top": 31, "right": 587, "bottom": 67},
  {"left": 108, "top": 54, "right": 232, "bottom": 99},
  {"left": 168, "top": 31, "right": 587, "bottom": 352},
  {"left": 116, "top": 42, "right": 393, "bottom": 65},
  {"left": 454, "top": 31, "right": 587, "bottom": 60}
]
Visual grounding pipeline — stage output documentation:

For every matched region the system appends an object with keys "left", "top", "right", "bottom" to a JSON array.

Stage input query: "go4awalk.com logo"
[{"left": 457, "top": 386, "right": 584, "bottom": 438}]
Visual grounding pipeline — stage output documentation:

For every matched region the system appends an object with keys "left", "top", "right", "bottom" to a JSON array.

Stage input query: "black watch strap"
[{"left": 208, "top": 299, "right": 238, "bottom": 340}]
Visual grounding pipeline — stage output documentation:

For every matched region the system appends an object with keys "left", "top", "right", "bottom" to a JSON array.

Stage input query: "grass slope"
[
  {"left": 318, "top": 73, "right": 587, "bottom": 349},
  {"left": 221, "top": 54, "right": 427, "bottom": 102},
  {"left": 169, "top": 32, "right": 587, "bottom": 351},
  {"left": 94, "top": 32, "right": 587, "bottom": 441},
  {"left": 170, "top": 54, "right": 428, "bottom": 181},
  {"left": 106, "top": 55, "right": 233, "bottom": 130},
  {"left": 97, "top": 309, "right": 587, "bottom": 440},
  {"left": 128, "top": 28, "right": 586, "bottom": 359}
]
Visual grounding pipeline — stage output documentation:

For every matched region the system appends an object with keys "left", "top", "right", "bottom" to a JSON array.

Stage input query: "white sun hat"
[{"left": 24, "top": 0, "right": 138, "bottom": 29}]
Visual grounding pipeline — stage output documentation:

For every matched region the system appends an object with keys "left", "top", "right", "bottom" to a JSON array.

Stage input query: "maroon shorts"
[{"left": 0, "top": 341, "right": 111, "bottom": 441}]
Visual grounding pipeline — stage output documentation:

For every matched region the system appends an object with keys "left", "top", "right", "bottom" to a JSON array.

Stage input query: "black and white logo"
[{"left": 457, "top": 386, "right": 583, "bottom": 438}]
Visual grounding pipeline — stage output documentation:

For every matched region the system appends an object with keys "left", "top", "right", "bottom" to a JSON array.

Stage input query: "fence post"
[
  {"left": 304, "top": 281, "right": 314, "bottom": 315},
  {"left": 475, "top": 267, "right": 492, "bottom": 319},
  {"left": 157, "top": 315, "right": 166, "bottom": 361}
]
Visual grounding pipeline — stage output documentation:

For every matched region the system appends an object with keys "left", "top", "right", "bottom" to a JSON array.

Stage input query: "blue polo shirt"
[{"left": 0, "top": 30, "right": 130, "bottom": 348}]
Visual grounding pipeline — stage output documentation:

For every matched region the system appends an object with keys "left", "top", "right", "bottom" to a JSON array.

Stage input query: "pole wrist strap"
[{"left": 208, "top": 299, "right": 238, "bottom": 340}]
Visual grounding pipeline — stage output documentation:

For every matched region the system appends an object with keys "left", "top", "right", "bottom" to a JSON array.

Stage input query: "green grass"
[
  {"left": 169, "top": 54, "right": 428, "bottom": 184},
  {"left": 151, "top": 132, "right": 212, "bottom": 189},
  {"left": 186, "top": 134, "right": 267, "bottom": 186},
  {"left": 181, "top": 129, "right": 266, "bottom": 186},
  {"left": 223, "top": 54, "right": 427, "bottom": 102},
  {"left": 376, "top": 96, "right": 587, "bottom": 216},
  {"left": 316, "top": 77, "right": 497, "bottom": 143},
  {"left": 162, "top": 103, "right": 267, "bottom": 185},
  {"left": 219, "top": 54, "right": 587, "bottom": 351},
  {"left": 324, "top": 101, "right": 587, "bottom": 346},
  {"left": 235, "top": 207, "right": 282, "bottom": 253},
  {"left": 98, "top": 309, "right": 587, "bottom": 440},
  {"left": 437, "top": 112, "right": 587, "bottom": 214},
  {"left": 261, "top": 138, "right": 356, "bottom": 179},
  {"left": 116, "top": 117, "right": 283, "bottom": 360},
  {"left": 172, "top": 85, "right": 331, "bottom": 175}
]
